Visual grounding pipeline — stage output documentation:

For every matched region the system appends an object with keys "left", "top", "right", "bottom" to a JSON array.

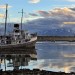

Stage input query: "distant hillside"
[{"left": 0, "top": 17, "right": 75, "bottom": 36}]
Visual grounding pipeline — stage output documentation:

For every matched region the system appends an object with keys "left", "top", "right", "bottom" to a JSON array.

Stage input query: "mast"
[
  {"left": 4, "top": 4, "right": 8, "bottom": 36},
  {"left": 21, "top": 9, "right": 23, "bottom": 30},
  {"left": 4, "top": 55, "right": 6, "bottom": 71},
  {"left": 19, "top": 9, "right": 24, "bottom": 30}
]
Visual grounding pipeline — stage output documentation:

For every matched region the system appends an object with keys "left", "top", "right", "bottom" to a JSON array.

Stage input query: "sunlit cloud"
[
  {"left": 36, "top": 7, "right": 75, "bottom": 18},
  {"left": 52, "top": 7, "right": 72, "bottom": 13},
  {"left": 0, "top": 14, "right": 4, "bottom": 18},
  {"left": 0, "top": 5, "right": 12, "bottom": 9},
  {"left": 49, "top": 7, "right": 75, "bottom": 17},
  {"left": 29, "top": 0, "right": 40, "bottom": 3}
]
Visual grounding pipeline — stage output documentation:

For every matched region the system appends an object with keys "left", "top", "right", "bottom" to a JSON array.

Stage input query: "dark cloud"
[
  {"left": 37, "top": 10, "right": 50, "bottom": 17},
  {"left": 70, "top": 7, "right": 75, "bottom": 11},
  {"left": 29, "top": 13, "right": 38, "bottom": 16}
]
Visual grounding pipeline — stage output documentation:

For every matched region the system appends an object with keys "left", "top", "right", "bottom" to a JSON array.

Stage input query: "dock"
[{"left": 37, "top": 36, "right": 75, "bottom": 41}]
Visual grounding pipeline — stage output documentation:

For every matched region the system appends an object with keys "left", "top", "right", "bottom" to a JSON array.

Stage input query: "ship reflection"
[{"left": 0, "top": 47, "right": 37, "bottom": 71}]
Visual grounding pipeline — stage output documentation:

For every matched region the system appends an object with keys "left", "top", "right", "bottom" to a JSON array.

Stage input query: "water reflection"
[
  {"left": 35, "top": 42, "right": 75, "bottom": 72},
  {"left": 0, "top": 47, "right": 37, "bottom": 71},
  {"left": 1, "top": 42, "right": 75, "bottom": 72},
  {"left": 36, "top": 42, "right": 75, "bottom": 59}
]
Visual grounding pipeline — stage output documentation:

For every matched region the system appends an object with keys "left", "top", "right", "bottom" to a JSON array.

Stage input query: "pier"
[{"left": 37, "top": 36, "right": 75, "bottom": 41}]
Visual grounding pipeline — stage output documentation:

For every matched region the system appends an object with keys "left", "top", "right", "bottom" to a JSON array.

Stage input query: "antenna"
[
  {"left": 4, "top": 4, "right": 8, "bottom": 36},
  {"left": 18, "top": 9, "right": 25, "bottom": 30}
]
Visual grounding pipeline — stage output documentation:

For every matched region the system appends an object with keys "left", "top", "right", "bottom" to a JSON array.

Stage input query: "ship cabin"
[
  {"left": 0, "top": 35, "right": 11, "bottom": 45},
  {"left": 0, "top": 24, "right": 31, "bottom": 45}
]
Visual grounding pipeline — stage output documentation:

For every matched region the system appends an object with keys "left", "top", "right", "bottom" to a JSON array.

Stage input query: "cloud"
[
  {"left": 29, "top": 0, "right": 40, "bottom": 3},
  {"left": 29, "top": 13, "right": 38, "bottom": 16},
  {"left": 65, "top": 0, "right": 75, "bottom": 2},
  {"left": 9, "top": 16, "right": 43, "bottom": 23},
  {"left": 36, "top": 7, "right": 75, "bottom": 18},
  {"left": 51, "top": 7, "right": 72, "bottom": 14},
  {"left": 0, "top": 5, "right": 12, "bottom": 9},
  {"left": 0, "top": 14, "right": 4, "bottom": 18},
  {"left": 37, "top": 11, "right": 50, "bottom": 17},
  {"left": 48, "top": 8, "right": 74, "bottom": 16}
]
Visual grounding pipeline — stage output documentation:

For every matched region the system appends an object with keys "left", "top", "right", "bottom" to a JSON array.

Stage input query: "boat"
[{"left": 0, "top": 4, "right": 37, "bottom": 50}]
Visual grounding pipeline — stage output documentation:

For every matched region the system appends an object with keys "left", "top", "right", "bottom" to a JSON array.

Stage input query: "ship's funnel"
[
  {"left": 14, "top": 24, "right": 19, "bottom": 29},
  {"left": 14, "top": 24, "right": 20, "bottom": 33}
]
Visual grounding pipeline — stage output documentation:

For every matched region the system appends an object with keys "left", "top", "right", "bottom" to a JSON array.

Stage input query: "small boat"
[{"left": 0, "top": 4, "right": 37, "bottom": 50}]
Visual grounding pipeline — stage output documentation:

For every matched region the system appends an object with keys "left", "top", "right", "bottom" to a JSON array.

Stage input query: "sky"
[{"left": 0, "top": 0, "right": 75, "bottom": 23}]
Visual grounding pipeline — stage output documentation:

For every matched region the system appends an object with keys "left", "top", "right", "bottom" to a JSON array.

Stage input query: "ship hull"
[{"left": 0, "top": 37, "right": 37, "bottom": 50}]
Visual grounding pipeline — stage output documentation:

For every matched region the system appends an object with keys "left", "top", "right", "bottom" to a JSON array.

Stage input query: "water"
[
  {"left": 35, "top": 42, "right": 75, "bottom": 73},
  {"left": 36, "top": 41, "right": 75, "bottom": 59},
  {"left": 1, "top": 41, "right": 75, "bottom": 73}
]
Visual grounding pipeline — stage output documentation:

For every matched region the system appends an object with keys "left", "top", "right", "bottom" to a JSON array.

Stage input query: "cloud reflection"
[
  {"left": 34, "top": 42, "right": 75, "bottom": 72},
  {"left": 29, "top": 59, "right": 75, "bottom": 73}
]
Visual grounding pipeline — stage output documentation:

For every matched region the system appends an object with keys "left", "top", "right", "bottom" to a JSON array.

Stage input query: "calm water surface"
[
  {"left": 35, "top": 41, "right": 75, "bottom": 72},
  {"left": 1, "top": 41, "right": 75, "bottom": 72}
]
